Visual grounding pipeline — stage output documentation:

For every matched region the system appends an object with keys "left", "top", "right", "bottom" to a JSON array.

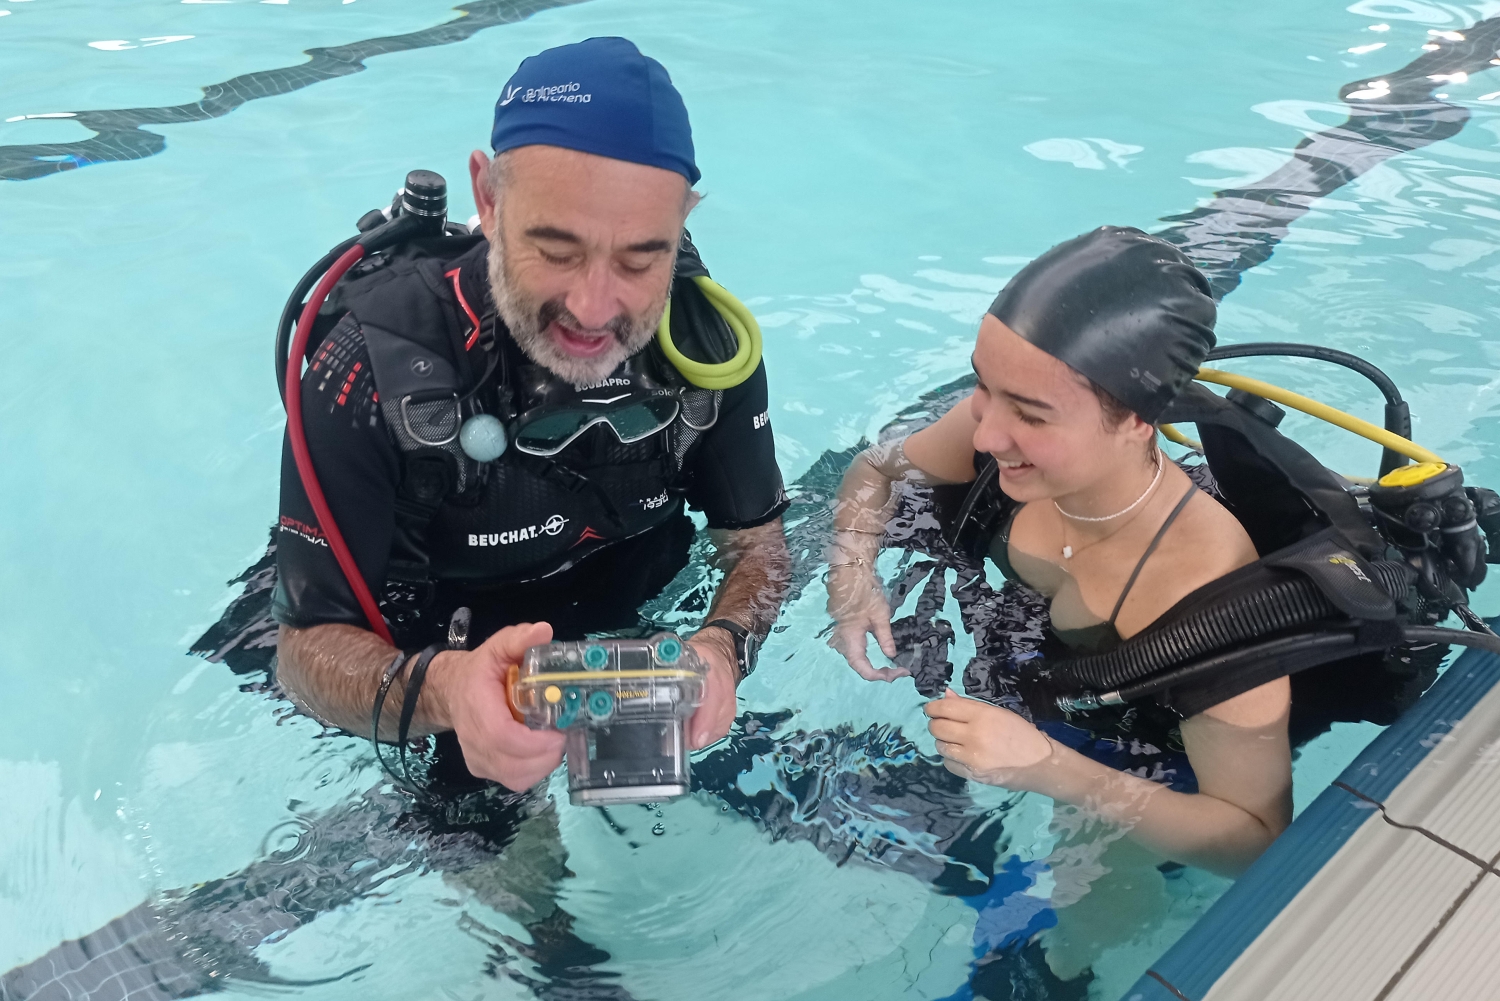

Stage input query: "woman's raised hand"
[{"left": 825, "top": 561, "right": 906, "bottom": 681}]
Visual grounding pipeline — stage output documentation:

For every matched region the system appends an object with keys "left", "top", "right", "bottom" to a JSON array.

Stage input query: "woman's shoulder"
[
  {"left": 1117, "top": 478, "right": 1259, "bottom": 635},
  {"left": 1164, "top": 478, "right": 1258, "bottom": 574}
]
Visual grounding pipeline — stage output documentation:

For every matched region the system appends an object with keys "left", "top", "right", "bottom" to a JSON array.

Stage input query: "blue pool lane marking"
[
  {"left": 0, "top": 0, "right": 590, "bottom": 183},
  {"left": 1121, "top": 638, "right": 1500, "bottom": 1001},
  {"left": 934, "top": 857, "right": 1060, "bottom": 1001}
]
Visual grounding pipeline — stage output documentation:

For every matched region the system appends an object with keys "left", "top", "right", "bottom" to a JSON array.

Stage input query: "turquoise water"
[{"left": 6, "top": 0, "right": 1500, "bottom": 997}]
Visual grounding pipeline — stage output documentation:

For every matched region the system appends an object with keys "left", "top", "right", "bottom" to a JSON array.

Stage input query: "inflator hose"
[
  {"left": 1203, "top": 342, "right": 1412, "bottom": 477},
  {"left": 1071, "top": 624, "right": 1500, "bottom": 712},
  {"left": 1402, "top": 625, "right": 1500, "bottom": 657},
  {"left": 276, "top": 235, "right": 361, "bottom": 403},
  {"left": 283, "top": 242, "right": 396, "bottom": 645},
  {"left": 1049, "top": 560, "right": 1414, "bottom": 694}
]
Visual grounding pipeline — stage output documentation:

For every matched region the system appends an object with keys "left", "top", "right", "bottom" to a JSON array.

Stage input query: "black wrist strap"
[
  {"left": 371, "top": 650, "right": 408, "bottom": 745},
  {"left": 372, "top": 650, "right": 419, "bottom": 792},
  {"left": 703, "top": 618, "right": 757, "bottom": 679},
  {"left": 396, "top": 643, "right": 444, "bottom": 787}
]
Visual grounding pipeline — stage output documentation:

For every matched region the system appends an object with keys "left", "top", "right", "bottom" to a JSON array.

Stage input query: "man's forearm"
[
  {"left": 703, "top": 517, "right": 791, "bottom": 640},
  {"left": 276, "top": 623, "right": 455, "bottom": 740}
]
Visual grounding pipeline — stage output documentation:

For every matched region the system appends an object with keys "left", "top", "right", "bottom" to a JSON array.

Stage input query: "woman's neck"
[{"left": 1052, "top": 454, "right": 1165, "bottom": 541}]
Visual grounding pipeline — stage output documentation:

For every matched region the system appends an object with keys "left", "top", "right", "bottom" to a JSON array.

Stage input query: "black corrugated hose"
[{"left": 1050, "top": 561, "right": 1415, "bottom": 693}]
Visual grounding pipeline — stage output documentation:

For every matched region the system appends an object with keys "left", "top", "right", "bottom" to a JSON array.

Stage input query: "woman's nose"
[{"left": 971, "top": 404, "right": 1016, "bottom": 457}]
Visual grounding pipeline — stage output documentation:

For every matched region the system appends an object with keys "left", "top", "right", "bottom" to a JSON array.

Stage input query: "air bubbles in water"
[{"left": 651, "top": 823, "right": 665, "bottom": 836}]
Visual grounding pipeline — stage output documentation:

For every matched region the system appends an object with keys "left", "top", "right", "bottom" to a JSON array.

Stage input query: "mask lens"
[
  {"left": 514, "top": 411, "right": 595, "bottom": 454},
  {"left": 606, "top": 396, "right": 680, "bottom": 442}
]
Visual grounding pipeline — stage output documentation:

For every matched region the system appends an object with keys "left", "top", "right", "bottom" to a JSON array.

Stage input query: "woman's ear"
[{"left": 1124, "top": 414, "right": 1158, "bottom": 447}]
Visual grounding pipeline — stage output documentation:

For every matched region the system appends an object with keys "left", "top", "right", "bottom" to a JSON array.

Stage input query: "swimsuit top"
[{"left": 989, "top": 485, "right": 1198, "bottom": 653}]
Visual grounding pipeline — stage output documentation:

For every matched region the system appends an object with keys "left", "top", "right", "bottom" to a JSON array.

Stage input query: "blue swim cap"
[{"left": 491, "top": 37, "right": 699, "bottom": 186}]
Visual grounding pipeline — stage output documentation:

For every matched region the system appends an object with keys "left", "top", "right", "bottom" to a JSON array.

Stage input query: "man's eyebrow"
[
  {"left": 1001, "top": 389, "right": 1054, "bottom": 410},
  {"left": 623, "top": 238, "right": 673, "bottom": 254},
  {"left": 524, "top": 226, "right": 581, "bottom": 243}
]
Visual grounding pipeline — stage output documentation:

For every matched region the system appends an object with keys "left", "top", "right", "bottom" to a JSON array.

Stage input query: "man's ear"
[{"left": 470, "top": 149, "right": 496, "bottom": 231}]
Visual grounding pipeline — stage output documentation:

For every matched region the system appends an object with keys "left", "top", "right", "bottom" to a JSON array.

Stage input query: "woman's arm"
[
  {"left": 826, "top": 403, "right": 979, "bottom": 679},
  {"left": 925, "top": 677, "right": 1292, "bottom": 877},
  {"left": 903, "top": 398, "right": 982, "bottom": 482}
]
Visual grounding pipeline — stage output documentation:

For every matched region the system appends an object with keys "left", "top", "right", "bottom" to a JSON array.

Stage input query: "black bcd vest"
[{"left": 303, "top": 231, "right": 739, "bottom": 613}]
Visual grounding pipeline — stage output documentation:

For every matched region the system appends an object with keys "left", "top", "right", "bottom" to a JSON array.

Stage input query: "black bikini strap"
[{"left": 1107, "top": 484, "right": 1198, "bottom": 625}]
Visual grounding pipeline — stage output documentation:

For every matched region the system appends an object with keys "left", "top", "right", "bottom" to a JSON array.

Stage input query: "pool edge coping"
[{"left": 1116, "top": 640, "right": 1500, "bottom": 1001}]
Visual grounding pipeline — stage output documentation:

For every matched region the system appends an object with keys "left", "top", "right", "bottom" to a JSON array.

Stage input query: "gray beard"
[{"left": 486, "top": 236, "right": 665, "bottom": 387}]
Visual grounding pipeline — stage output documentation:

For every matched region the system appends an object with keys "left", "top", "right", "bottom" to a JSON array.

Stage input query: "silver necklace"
[{"left": 1055, "top": 453, "right": 1164, "bottom": 559}]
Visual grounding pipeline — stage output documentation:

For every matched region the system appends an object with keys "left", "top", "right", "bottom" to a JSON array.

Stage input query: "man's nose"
[{"left": 564, "top": 262, "right": 623, "bottom": 331}]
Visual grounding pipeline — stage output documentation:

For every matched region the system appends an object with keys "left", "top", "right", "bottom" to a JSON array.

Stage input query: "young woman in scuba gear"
[{"left": 826, "top": 227, "right": 1291, "bottom": 877}]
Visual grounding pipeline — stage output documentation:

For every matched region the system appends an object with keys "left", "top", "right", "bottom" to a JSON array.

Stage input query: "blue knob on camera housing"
[{"left": 586, "top": 689, "right": 615, "bottom": 721}]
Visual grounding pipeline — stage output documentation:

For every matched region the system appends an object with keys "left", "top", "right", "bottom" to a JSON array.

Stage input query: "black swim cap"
[{"left": 986, "top": 226, "right": 1216, "bottom": 423}]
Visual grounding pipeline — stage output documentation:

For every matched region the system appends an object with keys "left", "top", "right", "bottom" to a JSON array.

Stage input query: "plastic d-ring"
[
  {"left": 655, "top": 636, "right": 682, "bottom": 663},
  {"left": 583, "top": 644, "right": 609, "bottom": 670},
  {"left": 586, "top": 689, "right": 615, "bottom": 721}
]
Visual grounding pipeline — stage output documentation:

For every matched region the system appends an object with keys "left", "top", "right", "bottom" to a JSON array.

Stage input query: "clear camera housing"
[{"left": 510, "top": 633, "right": 707, "bottom": 805}]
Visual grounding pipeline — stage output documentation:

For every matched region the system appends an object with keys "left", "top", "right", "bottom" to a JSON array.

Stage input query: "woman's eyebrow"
[{"left": 1001, "top": 389, "right": 1054, "bottom": 410}]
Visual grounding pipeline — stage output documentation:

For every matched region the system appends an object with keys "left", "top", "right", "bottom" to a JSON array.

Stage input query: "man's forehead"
[
  {"left": 500, "top": 147, "right": 686, "bottom": 248},
  {"left": 504, "top": 145, "right": 688, "bottom": 197}
]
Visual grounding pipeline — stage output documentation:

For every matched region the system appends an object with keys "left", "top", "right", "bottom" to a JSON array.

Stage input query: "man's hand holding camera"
[{"left": 427, "top": 622, "right": 567, "bottom": 792}]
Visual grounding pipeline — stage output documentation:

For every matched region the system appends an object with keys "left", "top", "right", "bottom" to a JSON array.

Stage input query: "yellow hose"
[
  {"left": 657, "top": 276, "right": 764, "bottom": 390},
  {"left": 1194, "top": 367, "right": 1444, "bottom": 465},
  {"left": 1158, "top": 423, "right": 1203, "bottom": 451}
]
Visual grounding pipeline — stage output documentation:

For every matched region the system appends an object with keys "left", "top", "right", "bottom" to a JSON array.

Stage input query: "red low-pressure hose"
[{"left": 283, "top": 243, "right": 397, "bottom": 646}]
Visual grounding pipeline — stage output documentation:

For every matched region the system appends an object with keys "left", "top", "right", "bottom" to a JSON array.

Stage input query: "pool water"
[{"left": 7, "top": 0, "right": 1500, "bottom": 998}]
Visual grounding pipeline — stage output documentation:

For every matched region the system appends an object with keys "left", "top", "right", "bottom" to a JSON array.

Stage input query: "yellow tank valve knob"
[
  {"left": 1378, "top": 461, "right": 1448, "bottom": 488},
  {"left": 544, "top": 684, "right": 563, "bottom": 704}
]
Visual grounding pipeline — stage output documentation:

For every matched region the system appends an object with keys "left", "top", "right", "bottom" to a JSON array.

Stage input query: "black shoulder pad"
[
  {"left": 322, "top": 233, "right": 483, "bottom": 321},
  {"left": 339, "top": 237, "right": 482, "bottom": 404},
  {"left": 675, "top": 229, "right": 711, "bottom": 280},
  {"left": 1160, "top": 383, "right": 1383, "bottom": 558},
  {"left": 667, "top": 230, "right": 738, "bottom": 365}
]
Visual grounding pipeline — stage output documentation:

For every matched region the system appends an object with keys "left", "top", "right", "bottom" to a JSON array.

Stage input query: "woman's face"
[{"left": 969, "top": 315, "right": 1155, "bottom": 502}]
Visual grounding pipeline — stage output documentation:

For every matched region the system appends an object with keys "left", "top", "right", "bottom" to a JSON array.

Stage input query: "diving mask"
[{"left": 511, "top": 392, "right": 681, "bottom": 457}]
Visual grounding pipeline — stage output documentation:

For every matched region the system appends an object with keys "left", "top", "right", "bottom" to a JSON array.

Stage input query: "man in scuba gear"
[{"left": 273, "top": 37, "right": 790, "bottom": 792}]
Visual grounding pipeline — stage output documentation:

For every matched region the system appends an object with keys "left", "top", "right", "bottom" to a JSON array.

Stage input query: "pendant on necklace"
[{"left": 1062, "top": 545, "right": 1074, "bottom": 560}]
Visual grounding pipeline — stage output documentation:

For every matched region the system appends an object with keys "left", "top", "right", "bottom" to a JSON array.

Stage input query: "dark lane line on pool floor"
[
  {"left": 1160, "top": 17, "right": 1500, "bottom": 298},
  {"left": 0, "top": 0, "right": 590, "bottom": 183},
  {"left": 10, "top": 16, "right": 1500, "bottom": 1001}
]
